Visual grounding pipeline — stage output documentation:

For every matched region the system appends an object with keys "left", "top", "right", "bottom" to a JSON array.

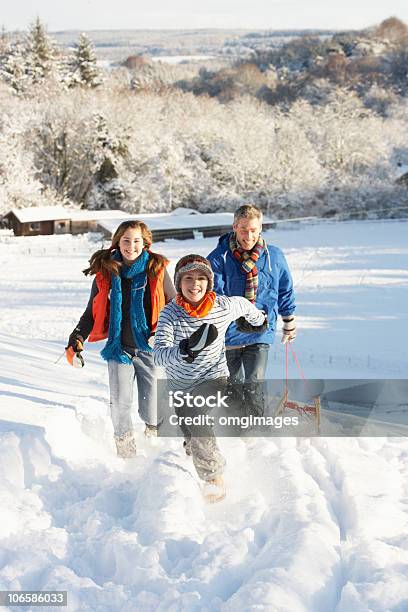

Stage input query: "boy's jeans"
[
  {"left": 175, "top": 377, "right": 227, "bottom": 482},
  {"left": 108, "top": 350, "right": 161, "bottom": 436}
]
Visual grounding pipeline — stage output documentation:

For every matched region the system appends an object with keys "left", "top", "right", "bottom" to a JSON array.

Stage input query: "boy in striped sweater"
[{"left": 153, "top": 254, "right": 266, "bottom": 502}]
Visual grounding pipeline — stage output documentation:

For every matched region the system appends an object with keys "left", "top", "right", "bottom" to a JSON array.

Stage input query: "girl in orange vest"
[{"left": 66, "top": 220, "right": 176, "bottom": 457}]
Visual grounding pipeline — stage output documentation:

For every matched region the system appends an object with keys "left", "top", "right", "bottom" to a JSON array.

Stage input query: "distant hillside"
[
  {"left": 49, "top": 28, "right": 339, "bottom": 62},
  {"left": 175, "top": 17, "right": 408, "bottom": 105}
]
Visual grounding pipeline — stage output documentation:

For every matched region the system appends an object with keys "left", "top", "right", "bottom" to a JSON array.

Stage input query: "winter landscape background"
[
  {"left": 1, "top": 16, "right": 408, "bottom": 221},
  {"left": 0, "top": 219, "right": 407, "bottom": 611}
]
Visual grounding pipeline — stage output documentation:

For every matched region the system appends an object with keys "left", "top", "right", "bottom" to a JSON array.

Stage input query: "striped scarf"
[{"left": 229, "top": 233, "right": 265, "bottom": 303}]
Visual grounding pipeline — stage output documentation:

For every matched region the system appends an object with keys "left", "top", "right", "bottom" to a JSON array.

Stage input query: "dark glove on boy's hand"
[
  {"left": 236, "top": 315, "right": 268, "bottom": 334},
  {"left": 179, "top": 323, "right": 218, "bottom": 363}
]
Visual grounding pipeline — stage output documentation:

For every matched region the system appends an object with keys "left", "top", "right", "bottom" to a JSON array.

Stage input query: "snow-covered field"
[{"left": 0, "top": 219, "right": 408, "bottom": 611}]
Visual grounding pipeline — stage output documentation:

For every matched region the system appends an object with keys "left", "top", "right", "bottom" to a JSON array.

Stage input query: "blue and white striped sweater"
[{"left": 153, "top": 295, "right": 265, "bottom": 389}]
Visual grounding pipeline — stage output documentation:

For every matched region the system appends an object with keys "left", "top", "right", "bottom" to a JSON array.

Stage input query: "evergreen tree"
[
  {"left": 0, "top": 18, "right": 65, "bottom": 92},
  {"left": 0, "top": 25, "right": 8, "bottom": 49},
  {"left": 25, "top": 16, "right": 59, "bottom": 83},
  {"left": 86, "top": 114, "right": 129, "bottom": 210},
  {"left": 0, "top": 37, "right": 29, "bottom": 93},
  {"left": 69, "top": 33, "right": 102, "bottom": 88}
]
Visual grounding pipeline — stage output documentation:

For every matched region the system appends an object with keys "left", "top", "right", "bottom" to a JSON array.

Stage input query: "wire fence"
[{"left": 270, "top": 346, "right": 406, "bottom": 376}]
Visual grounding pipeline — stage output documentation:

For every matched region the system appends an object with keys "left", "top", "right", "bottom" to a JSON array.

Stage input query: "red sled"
[{"left": 274, "top": 343, "right": 321, "bottom": 433}]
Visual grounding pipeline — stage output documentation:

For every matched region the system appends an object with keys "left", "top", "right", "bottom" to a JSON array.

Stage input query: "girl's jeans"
[{"left": 108, "top": 350, "right": 161, "bottom": 436}]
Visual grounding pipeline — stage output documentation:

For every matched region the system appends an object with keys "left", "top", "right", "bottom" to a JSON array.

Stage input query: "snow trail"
[{"left": 1, "top": 221, "right": 408, "bottom": 610}]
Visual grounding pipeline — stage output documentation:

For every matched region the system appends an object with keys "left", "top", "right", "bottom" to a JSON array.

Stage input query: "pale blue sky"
[{"left": 4, "top": 0, "right": 408, "bottom": 31}]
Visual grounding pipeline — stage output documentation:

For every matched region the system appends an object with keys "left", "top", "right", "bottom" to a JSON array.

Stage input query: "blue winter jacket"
[{"left": 207, "top": 233, "right": 295, "bottom": 346}]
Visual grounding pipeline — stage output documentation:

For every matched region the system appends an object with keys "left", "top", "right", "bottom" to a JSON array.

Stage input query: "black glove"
[
  {"left": 236, "top": 315, "right": 268, "bottom": 334},
  {"left": 65, "top": 333, "right": 84, "bottom": 368},
  {"left": 179, "top": 323, "right": 218, "bottom": 363},
  {"left": 67, "top": 333, "right": 84, "bottom": 353}
]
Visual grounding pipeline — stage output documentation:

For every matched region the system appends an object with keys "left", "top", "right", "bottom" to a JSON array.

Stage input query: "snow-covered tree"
[
  {"left": 0, "top": 18, "right": 63, "bottom": 93},
  {"left": 311, "top": 89, "right": 389, "bottom": 179},
  {"left": 0, "top": 37, "right": 29, "bottom": 93},
  {"left": 67, "top": 33, "right": 102, "bottom": 88},
  {"left": 25, "top": 17, "right": 60, "bottom": 84},
  {"left": 0, "top": 26, "right": 8, "bottom": 49},
  {"left": 0, "top": 110, "right": 63, "bottom": 214},
  {"left": 86, "top": 114, "right": 130, "bottom": 210},
  {"left": 0, "top": 63, "right": 406, "bottom": 220}
]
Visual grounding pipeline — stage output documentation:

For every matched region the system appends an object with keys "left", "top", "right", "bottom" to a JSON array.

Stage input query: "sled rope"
[
  {"left": 281, "top": 343, "right": 321, "bottom": 430},
  {"left": 285, "top": 343, "right": 311, "bottom": 392}
]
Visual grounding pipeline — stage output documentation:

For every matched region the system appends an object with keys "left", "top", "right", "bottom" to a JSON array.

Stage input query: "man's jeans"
[
  {"left": 226, "top": 343, "right": 269, "bottom": 417},
  {"left": 107, "top": 350, "right": 161, "bottom": 436}
]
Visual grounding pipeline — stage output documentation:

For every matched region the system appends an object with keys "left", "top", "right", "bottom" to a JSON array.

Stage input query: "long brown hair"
[{"left": 83, "top": 220, "right": 168, "bottom": 278}]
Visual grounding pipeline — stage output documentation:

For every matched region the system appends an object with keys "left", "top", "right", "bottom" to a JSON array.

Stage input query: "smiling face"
[
  {"left": 118, "top": 227, "right": 144, "bottom": 265},
  {"left": 233, "top": 216, "right": 262, "bottom": 251},
  {"left": 179, "top": 270, "right": 209, "bottom": 305}
]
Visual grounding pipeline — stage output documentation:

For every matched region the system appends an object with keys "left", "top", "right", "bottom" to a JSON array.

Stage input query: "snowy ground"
[{"left": 0, "top": 219, "right": 407, "bottom": 611}]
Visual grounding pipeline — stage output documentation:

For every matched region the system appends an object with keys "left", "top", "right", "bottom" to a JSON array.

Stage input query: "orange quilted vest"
[{"left": 88, "top": 262, "right": 167, "bottom": 342}]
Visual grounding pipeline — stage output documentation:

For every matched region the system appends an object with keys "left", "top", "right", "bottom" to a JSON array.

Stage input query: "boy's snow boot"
[
  {"left": 203, "top": 475, "right": 226, "bottom": 503},
  {"left": 114, "top": 431, "right": 137, "bottom": 458},
  {"left": 144, "top": 423, "right": 158, "bottom": 438}
]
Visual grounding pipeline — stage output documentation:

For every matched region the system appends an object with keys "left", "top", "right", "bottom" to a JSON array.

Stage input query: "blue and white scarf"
[{"left": 101, "top": 249, "right": 151, "bottom": 363}]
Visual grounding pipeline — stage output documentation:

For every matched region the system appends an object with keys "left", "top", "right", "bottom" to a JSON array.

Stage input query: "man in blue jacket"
[{"left": 207, "top": 204, "right": 296, "bottom": 417}]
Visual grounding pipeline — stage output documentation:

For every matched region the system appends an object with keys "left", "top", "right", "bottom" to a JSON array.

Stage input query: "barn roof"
[
  {"left": 10, "top": 206, "right": 71, "bottom": 223},
  {"left": 97, "top": 212, "right": 238, "bottom": 235},
  {"left": 8, "top": 207, "right": 132, "bottom": 223}
]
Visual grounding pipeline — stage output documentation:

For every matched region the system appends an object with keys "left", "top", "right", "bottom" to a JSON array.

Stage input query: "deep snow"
[{"left": 0, "top": 219, "right": 407, "bottom": 612}]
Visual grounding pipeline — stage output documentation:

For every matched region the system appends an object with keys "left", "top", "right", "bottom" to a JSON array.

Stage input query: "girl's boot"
[{"left": 114, "top": 431, "right": 137, "bottom": 458}]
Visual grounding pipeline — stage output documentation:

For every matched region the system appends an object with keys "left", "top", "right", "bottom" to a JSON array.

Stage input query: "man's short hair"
[{"left": 233, "top": 204, "right": 263, "bottom": 224}]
